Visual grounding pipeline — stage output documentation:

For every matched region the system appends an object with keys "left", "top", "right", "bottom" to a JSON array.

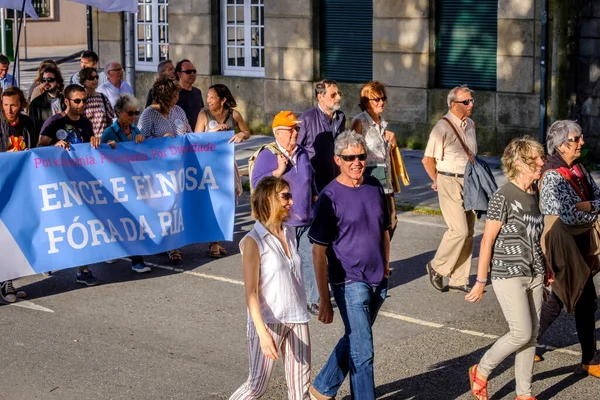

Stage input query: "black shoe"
[
  {"left": 426, "top": 262, "right": 444, "bottom": 291},
  {"left": 448, "top": 284, "right": 472, "bottom": 293}
]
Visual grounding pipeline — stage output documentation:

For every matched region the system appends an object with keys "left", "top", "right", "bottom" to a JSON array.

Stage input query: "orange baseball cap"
[{"left": 272, "top": 111, "right": 301, "bottom": 129}]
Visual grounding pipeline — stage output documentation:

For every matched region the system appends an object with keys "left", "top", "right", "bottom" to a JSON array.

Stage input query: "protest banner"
[{"left": 0, "top": 132, "right": 234, "bottom": 281}]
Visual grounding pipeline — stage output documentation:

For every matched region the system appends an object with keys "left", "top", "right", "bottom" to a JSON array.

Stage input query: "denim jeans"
[
  {"left": 296, "top": 226, "right": 319, "bottom": 304},
  {"left": 313, "top": 279, "right": 388, "bottom": 399}
]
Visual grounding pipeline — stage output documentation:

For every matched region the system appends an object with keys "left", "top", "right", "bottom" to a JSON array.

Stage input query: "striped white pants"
[{"left": 230, "top": 321, "right": 311, "bottom": 399}]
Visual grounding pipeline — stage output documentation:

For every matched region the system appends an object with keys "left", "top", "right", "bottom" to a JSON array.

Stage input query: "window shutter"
[
  {"left": 436, "top": 0, "right": 498, "bottom": 90},
  {"left": 321, "top": 0, "right": 373, "bottom": 83}
]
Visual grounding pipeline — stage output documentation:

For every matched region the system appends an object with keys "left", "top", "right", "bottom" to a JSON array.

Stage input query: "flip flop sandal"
[
  {"left": 208, "top": 244, "right": 221, "bottom": 258},
  {"left": 218, "top": 244, "right": 227, "bottom": 256},
  {"left": 168, "top": 249, "right": 182, "bottom": 265},
  {"left": 469, "top": 364, "right": 489, "bottom": 400}
]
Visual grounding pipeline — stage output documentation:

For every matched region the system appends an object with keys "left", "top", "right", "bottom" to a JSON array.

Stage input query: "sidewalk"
[{"left": 236, "top": 135, "right": 600, "bottom": 212}]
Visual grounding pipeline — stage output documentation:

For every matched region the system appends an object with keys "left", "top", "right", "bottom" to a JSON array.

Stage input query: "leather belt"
[{"left": 438, "top": 171, "right": 464, "bottom": 178}]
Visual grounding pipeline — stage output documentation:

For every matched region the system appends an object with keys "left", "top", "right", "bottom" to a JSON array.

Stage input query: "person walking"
[
  {"left": 79, "top": 67, "right": 115, "bottom": 138},
  {"left": 230, "top": 176, "right": 311, "bottom": 399},
  {"left": 466, "top": 136, "right": 551, "bottom": 400}
]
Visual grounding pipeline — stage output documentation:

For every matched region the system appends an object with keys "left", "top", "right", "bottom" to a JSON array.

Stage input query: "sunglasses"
[
  {"left": 279, "top": 192, "right": 293, "bottom": 200},
  {"left": 567, "top": 135, "right": 582, "bottom": 143},
  {"left": 338, "top": 153, "right": 368, "bottom": 162},
  {"left": 69, "top": 98, "right": 87, "bottom": 104},
  {"left": 454, "top": 98, "right": 474, "bottom": 106},
  {"left": 41, "top": 77, "right": 56, "bottom": 83},
  {"left": 369, "top": 96, "right": 387, "bottom": 103},
  {"left": 127, "top": 110, "right": 141, "bottom": 116},
  {"left": 277, "top": 126, "right": 299, "bottom": 133},
  {"left": 87, "top": 75, "right": 99, "bottom": 81},
  {"left": 329, "top": 91, "right": 342, "bottom": 99},
  {"left": 181, "top": 69, "right": 197, "bottom": 74}
]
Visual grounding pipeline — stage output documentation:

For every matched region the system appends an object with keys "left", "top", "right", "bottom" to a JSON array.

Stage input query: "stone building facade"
[{"left": 92, "top": 0, "right": 546, "bottom": 154}]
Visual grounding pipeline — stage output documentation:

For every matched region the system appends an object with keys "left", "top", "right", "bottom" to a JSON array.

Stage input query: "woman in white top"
[
  {"left": 230, "top": 176, "right": 311, "bottom": 400},
  {"left": 351, "top": 81, "right": 399, "bottom": 237}
]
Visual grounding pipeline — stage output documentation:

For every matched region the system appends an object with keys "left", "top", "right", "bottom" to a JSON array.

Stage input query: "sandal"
[
  {"left": 168, "top": 249, "right": 182, "bottom": 265},
  {"left": 209, "top": 243, "right": 221, "bottom": 258},
  {"left": 218, "top": 243, "right": 227, "bottom": 256},
  {"left": 469, "top": 364, "right": 488, "bottom": 400}
]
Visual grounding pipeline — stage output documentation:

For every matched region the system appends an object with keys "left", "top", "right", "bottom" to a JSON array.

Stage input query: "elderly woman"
[
  {"left": 80, "top": 67, "right": 115, "bottom": 137},
  {"left": 138, "top": 77, "right": 192, "bottom": 264},
  {"left": 466, "top": 136, "right": 549, "bottom": 400},
  {"left": 230, "top": 176, "right": 311, "bottom": 399},
  {"left": 195, "top": 83, "right": 251, "bottom": 257},
  {"left": 251, "top": 111, "right": 320, "bottom": 316},
  {"left": 351, "top": 81, "right": 399, "bottom": 237},
  {"left": 534, "top": 120, "right": 600, "bottom": 377}
]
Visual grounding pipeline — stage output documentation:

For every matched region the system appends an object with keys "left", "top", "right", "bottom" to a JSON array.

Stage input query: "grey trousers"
[{"left": 478, "top": 275, "right": 544, "bottom": 397}]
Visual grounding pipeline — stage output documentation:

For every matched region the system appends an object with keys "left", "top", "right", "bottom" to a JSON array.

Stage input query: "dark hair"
[
  {"left": 80, "top": 50, "right": 99, "bottom": 63},
  {"left": 34, "top": 59, "right": 58, "bottom": 85},
  {"left": 151, "top": 76, "right": 180, "bottom": 112},
  {"left": 175, "top": 59, "right": 192, "bottom": 74},
  {"left": 209, "top": 84, "right": 237, "bottom": 109},
  {"left": 64, "top": 84, "right": 86, "bottom": 99},
  {"left": 2, "top": 86, "right": 27, "bottom": 108},
  {"left": 315, "top": 79, "right": 338, "bottom": 99},
  {"left": 0, "top": 54, "right": 9, "bottom": 67},
  {"left": 41, "top": 65, "right": 65, "bottom": 91},
  {"left": 78, "top": 67, "right": 98, "bottom": 85}
]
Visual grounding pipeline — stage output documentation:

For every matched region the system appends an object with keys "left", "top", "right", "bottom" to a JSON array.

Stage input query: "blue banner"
[{"left": 0, "top": 132, "right": 234, "bottom": 281}]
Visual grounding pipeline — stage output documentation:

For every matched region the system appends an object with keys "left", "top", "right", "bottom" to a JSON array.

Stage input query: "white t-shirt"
[{"left": 240, "top": 221, "right": 309, "bottom": 324}]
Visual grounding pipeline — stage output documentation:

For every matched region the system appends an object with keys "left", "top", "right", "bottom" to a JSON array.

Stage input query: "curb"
[{"left": 22, "top": 50, "right": 84, "bottom": 72}]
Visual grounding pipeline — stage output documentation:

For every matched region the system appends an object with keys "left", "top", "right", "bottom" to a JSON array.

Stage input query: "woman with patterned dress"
[
  {"left": 466, "top": 136, "right": 552, "bottom": 400},
  {"left": 79, "top": 67, "right": 115, "bottom": 137}
]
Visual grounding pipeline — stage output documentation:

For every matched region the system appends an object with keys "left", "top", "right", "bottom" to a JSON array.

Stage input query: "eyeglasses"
[
  {"left": 87, "top": 75, "right": 99, "bottom": 81},
  {"left": 338, "top": 153, "right": 368, "bottom": 162},
  {"left": 68, "top": 97, "right": 87, "bottom": 104},
  {"left": 329, "top": 91, "right": 342, "bottom": 99},
  {"left": 567, "top": 135, "right": 582, "bottom": 143},
  {"left": 279, "top": 192, "right": 293, "bottom": 200},
  {"left": 369, "top": 96, "right": 387, "bottom": 103},
  {"left": 41, "top": 77, "right": 56, "bottom": 83},
  {"left": 454, "top": 98, "right": 474, "bottom": 106},
  {"left": 108, "top": 67, "right": 124, "bottom": 73},
  {"left": 181, "top": 69, "right": 197, "bottom": 74},
  {"left": 127, "top": 110, "right": 141, "bottom": 116}
]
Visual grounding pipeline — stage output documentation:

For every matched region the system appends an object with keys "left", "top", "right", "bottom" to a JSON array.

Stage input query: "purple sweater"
[
  {"left": 298, "top": 106, "right": 346, "bottom": 192},
  {"left": 252, "top": 144, "right": 317, "bottom": 227}
]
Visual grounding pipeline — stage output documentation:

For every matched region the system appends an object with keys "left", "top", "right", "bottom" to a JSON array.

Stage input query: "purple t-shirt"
[{"left": 308, "top": 175, "right": 390, "bottom": 285}]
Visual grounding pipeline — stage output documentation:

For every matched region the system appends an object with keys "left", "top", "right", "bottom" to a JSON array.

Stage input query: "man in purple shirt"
[
  {"left": 308, "top": 130, "right": 391, "bottom": 400},
  {"left": 251, "top": 111, "right": 320, "bottom": 315},
  {"left": 298, "top": 79, "right": 346, "bottom": 192}
]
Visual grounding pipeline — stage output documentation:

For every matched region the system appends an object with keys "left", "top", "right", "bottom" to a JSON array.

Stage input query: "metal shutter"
[
  {"left": 321, "top": 0, "right": 373, "bottom": 83},
  {"left": 436, "top": 0, "right": 498, "bottom": 90}
]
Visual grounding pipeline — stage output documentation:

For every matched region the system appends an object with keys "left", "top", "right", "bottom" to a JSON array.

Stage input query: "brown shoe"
[
  {"left": 582, "top": 363, "right": 600, "bottom": 378},
  {"left": 309, "top": 385, "right": 334, "bottom": 400}
]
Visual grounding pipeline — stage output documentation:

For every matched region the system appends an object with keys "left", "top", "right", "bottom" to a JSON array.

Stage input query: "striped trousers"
[{"left": 230, "top": 322, "right": 311, "bottom": 399}]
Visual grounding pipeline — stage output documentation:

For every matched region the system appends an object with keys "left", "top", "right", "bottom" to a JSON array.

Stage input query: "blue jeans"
[
  {"left": 296, "top": 226, "right": 319, "bottom": 304},
  {"left": 313, "top": 279, "right": 388, "bottom": 399}
]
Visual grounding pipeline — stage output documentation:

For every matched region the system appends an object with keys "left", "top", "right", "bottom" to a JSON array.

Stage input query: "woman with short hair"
[
  {"left": 466, "top": 136, "right": 551, "bottom": 400},
  {"left": 79, "top": 67, "right": 115, "bottom": 137}
]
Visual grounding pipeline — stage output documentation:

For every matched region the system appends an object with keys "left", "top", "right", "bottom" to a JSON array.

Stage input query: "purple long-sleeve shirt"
[
  {"left": 251, "top": 143, "right": 318, "bottom": 227},
  {"left": 298, "top": 106, "right": 346, "bottom": 192}
]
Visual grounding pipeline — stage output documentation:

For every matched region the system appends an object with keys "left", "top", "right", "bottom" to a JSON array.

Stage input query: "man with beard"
[
  {"left": 298, "top": 79, "right": 346, "bottom": 192},
  {"left": 38, "top": 84, "right": 101, "bottom": 287},
  {"left": 0, "top": 87, "right": 33, "bottom": 303},
  {"left": 29, "top": 65, "right": 64, "bottom": 137}
]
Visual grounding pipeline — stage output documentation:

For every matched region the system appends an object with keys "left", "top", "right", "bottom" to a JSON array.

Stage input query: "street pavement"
[{"left": 2, "top": 136, "right": 600, "bottom": 399}]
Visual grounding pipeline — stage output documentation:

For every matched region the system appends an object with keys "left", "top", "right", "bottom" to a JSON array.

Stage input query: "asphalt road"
[{"left": 2, "top": 191, "right": 599, "bottom": 400}]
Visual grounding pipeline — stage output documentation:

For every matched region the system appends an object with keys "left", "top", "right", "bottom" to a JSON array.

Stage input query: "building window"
[
  {"left": 135, "top": 0, "right": 169, "bottom": 71},
  {"left": 31, "top": 0, "right": 52, "bottom": 18},
  {"left": 435, "top": 0, "right": 497, "bottom": 90},
  {"left": 221, "top": 0, "right": 264, "bottom": 77},
  {"left": 320, "top": 0, "right": 373, "bottom": 83}
]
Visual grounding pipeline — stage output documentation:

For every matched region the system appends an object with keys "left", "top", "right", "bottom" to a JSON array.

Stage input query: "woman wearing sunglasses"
[
  {"left": 101, "top": 93, "right": 148, "bottom": 273},
  {"left": 79, "top": 67, "right": 115, "bottom": 138},
  {"left": 351, "top": 81, "right": 399, "bottom": 237}
]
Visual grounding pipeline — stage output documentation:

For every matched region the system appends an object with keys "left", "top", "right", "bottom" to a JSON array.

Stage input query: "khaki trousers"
[{"left": 432, "top": 173, "right": 475, "bottom": 286}]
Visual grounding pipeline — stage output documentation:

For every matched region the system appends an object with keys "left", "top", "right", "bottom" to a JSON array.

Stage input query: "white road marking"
[
  {"left": 379, "top": 311, "right": 445, "bottom": 328},
  {"left": 396, "top": 215, "right": 485, "bottom": 234},
  {"left": 10, "top": 300, "right": 54, "bottom": 313}
]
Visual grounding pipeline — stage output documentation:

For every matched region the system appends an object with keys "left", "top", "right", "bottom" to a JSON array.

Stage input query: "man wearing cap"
[
  {"left": 298, "top": 79, "right": 346, "bottom": 192},
  {"left": 251, "top": 111, "right": 320, "bottom": 315}
]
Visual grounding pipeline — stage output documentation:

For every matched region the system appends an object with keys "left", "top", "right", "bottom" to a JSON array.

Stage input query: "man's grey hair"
[
  {"left": 315, "top": 79, "right": 338, "bottom": 99},
  {"left": 447, "top": 85, "right": 474, "bottom": 108},
  {"left": 157, "top": 59, "right": 173, "bottom": 74},
  {"left": 334, "top": 130, "right": 367, "bottom": 155},
  {"left": 114, "top": 93, "right": 139, "bottom": 114},
  {"left": 105, "top": 61, "right": 120, "bottom": 72},
  {"left": 546, "top": 120, "right": 582, "bottom": 156}
]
